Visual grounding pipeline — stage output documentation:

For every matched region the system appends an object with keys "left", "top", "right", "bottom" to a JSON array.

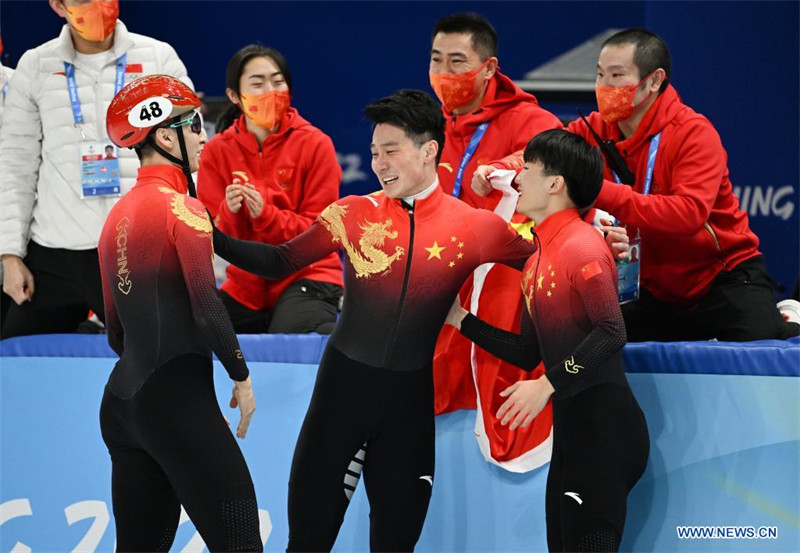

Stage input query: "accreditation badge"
[
  {"left": 617, "top": 238, "right": 641, "bottom": 304},
  {"left": 80, "top": 141, "right": 121, "bottom": 198}
]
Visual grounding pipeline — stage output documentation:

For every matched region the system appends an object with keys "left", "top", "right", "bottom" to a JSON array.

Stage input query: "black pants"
[
  {"left": 2, "top": 241, "right": 105, "bottom": 338},
  {"left": 623, "top": 256, "right": 800, "bottom": 342},
  {"left": 546, "top": 383, "right": 650, "bottom": 553},
  {"left": 0, "top": 287, "right": 11, "bottom": 334},
  {"left": 100, "top": 354, "right": 262, "bottom": 552},
  {"left": 220, "top": 279, "right": 341, "bottom": 335},
  {"left": 287, "top": 346, "right": 435, "bottom": 552}
]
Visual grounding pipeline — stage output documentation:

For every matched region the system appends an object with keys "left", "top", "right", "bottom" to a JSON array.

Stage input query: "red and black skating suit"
[
  {"left": 459, "top": 209, "right": 649, "bottom": 552},
  {"left": 212, "top": 182, "right": 536, "bottom": 550},
  {"left": 213, "top": 183, "right": 535, "bottom": 371},
  {"left": 98, "top": 164, "right": 260, "bottom": 552}
]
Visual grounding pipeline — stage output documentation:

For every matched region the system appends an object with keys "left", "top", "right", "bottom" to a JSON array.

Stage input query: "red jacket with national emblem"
[
  {"left": 462, "top": 209, "right": 629, "bottom": 399},
  {"left": 198, "top": 111, "right": 343, "bottom": 310},
  {"left": 212, "top": 184, "right": 536, "bottom": 371},
  {"left": 566, "top": 85, "right": 761, "bottom": 306}
]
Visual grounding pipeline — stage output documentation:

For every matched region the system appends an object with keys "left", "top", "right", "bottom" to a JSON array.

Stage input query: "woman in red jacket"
[{"left": 198, "top": 45, "right": 343, "bottom": 333}]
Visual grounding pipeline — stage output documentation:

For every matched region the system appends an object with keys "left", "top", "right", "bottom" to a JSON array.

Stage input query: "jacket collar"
[
  {"left": 533, "top": 208, "right": 581, "bottom": 248},
  {"left": 225, "top": 109, "right": 303, "bottom": 154},
  {"left": 401, "top": 178, "right": 439, "bottom": 204},
  {"left": 381, "top": 180, "right": 445, "bottom": 221},
  {"left": 136, "top": 164, "right": 189, "bottom": 195},
  {"left": 616, "top": 85, "right": 681, "bottom": 153},
  {"left": 55, "top": 20, "right": 132, "bottom": 64}
]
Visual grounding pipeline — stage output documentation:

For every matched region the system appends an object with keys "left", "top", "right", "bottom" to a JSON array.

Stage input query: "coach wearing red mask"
[
  {"left": 429, "top": 13, "right": 562, "bottom": 211},
  {"left": 198, "top": 45, "right": 343, "bottom": 334},
  {"left": 1, "top": 0, "right": 190, "bottom": 338},
  {"left": 566, "top": 29, "right": 799, "bottom": 341}
]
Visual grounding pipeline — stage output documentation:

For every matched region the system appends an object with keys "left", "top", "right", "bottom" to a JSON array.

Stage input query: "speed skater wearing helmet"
[{"left": 106, "top": 74, "right": 202, "bottom": 196}]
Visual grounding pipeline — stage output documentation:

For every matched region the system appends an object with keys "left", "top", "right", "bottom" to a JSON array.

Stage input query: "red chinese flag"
[{"left": 580, "top": 260, "right": 603, "bottom": 280}]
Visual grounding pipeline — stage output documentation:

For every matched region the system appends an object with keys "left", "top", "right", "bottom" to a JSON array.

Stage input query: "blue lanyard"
[
  {"left": 613, "top": 131, "right": 662, "bottom": 195},
  {"left": 64, "top": 53, "right": 127, "bottom": 126},
  {"left": 452, "top": 121, "right": 489, "bottom": 198},
  {"left": 2, "top": 83, "right": 8, "bottom": 99},
  {"left": 612, "top": 131, "right": 661, "bottom": 229},
  {"left": 641, "top": 131, "right": 661, "bottom": 196}
]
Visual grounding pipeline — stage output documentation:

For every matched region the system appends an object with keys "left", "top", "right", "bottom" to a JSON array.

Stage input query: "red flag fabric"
[{"left": 433, "top": 213, "right": 554, "bottom": 472}]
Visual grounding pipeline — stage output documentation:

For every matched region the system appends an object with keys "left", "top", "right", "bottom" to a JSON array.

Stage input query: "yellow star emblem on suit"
[
  {"left": 457, "top": 252, "right": 464, "bottom": 259},
  {"left": 537, "top": 274, "right": 544, "bottom": 290},
  {"left": 450, "top": 236, "right": 457, "bottom": 242},
  {"left": 425, "top": 241, "right": 446, "bottom": 260}
]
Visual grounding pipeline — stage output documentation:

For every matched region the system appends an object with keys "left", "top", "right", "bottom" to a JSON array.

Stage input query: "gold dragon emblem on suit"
[
  {"left": 159, "top": 187, "right": 212, "bottom": 234},
  {"left": 319, "top": 203, "right": 405, "bottom": 278}
]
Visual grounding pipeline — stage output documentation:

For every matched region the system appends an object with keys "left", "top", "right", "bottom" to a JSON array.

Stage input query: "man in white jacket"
[
  {"left": 0, "top": 37, "right": 15, "bottom": 326},
  {"left": 0, "top": 0, "right": 191, "bottom": 337}
]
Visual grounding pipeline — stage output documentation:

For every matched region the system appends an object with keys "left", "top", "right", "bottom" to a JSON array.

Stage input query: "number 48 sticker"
[{"left": 127, "top": 96, "right": 173, "bottom": 128}]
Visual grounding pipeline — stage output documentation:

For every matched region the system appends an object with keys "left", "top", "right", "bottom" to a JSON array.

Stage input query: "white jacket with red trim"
[{"left": 0, "top": 20, "right": 190, "bottom": 257}]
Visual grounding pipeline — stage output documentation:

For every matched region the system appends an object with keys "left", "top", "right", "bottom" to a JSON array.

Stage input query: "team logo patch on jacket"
[
  {"left": 276, "top": 166, "right": 294, "bottom": 189},
  {"left": 231, "top": 170, "right": 250, "bottom": 185}
]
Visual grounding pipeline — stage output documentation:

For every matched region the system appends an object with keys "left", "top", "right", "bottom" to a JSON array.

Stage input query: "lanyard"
[
  {"left": 613, "top": 131, "right": 661, "bottom": 195},
  {"left": 2, "top": 83, "right": 8, "bottom": 99},
  {"left": 612, "top": 131, "right": 661, "bottom": 230},
  {"left": 64, "top": 53, "right": 127, "bottom": 127},
  {"left": 452, "top": 121, "right": 489, "bottom": 198}
]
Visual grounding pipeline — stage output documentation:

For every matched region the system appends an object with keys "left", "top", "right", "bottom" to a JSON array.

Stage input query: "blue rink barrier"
[{"left": 1, "top": 336, "right": 798, "bottom": 552}]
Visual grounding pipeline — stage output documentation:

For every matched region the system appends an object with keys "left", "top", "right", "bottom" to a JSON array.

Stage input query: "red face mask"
[
  {"left": 429, "top": 58, "right": 491, "bottom": 113},
  {"left": 239, "top": 90, "right": 291, "bottom": 130},
  {"left": 65, "top": 0, "right": 119, "bottom": 42},
  {"left": 595, "top": 72, "right": 655, "bottom": 124}
]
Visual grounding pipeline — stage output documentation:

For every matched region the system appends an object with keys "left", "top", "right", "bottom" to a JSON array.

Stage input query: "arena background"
[
  {"left": 2, "top": 0, "right": 797, "bottom": 295},
  {"left": 0, "top": 2, "right": 798, "bottom": 551}
]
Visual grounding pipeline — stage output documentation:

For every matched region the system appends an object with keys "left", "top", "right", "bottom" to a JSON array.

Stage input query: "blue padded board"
[{"left": 2, "top": 334, "right": 798, "bottom": 377}]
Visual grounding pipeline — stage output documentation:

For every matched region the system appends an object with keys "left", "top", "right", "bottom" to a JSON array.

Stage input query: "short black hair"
[
  {"left": 603, "top": 28, "right": 671, "bottom": 93},
  {"left": 432, "top": 13, "right": 498, "bottom": 60},
  {"left": 363, "top": 90, "right": 445, "bottom": 164},
  {"left": 105, "top": 144, "right": 114, "bottom": 151},
  {"left": 523, "top": 129, "right": 604, "bottom": 209},
  {"left": 134, "top": 141, "right": 153, "bottom": 162}
]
